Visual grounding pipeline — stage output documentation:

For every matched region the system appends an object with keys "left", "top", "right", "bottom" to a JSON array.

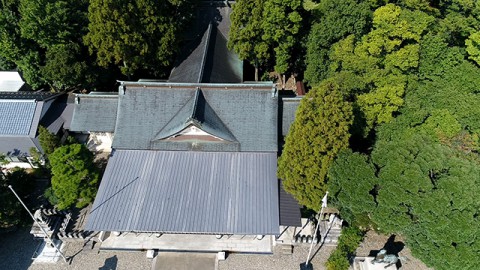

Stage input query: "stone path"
[{"left": 153, "top": 252, "right": 216, "bottom": 270}]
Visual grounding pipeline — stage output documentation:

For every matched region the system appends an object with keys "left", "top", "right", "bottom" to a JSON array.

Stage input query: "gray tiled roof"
[
  {"left": 281, "top": 97, "right": 302, "bottom": 136},
  {"left": 0, "top": 100, "right": 38, "bottom": 135},
  {"left": 113, "top": 82, "right": 277, "bottom": 152},
  {"left": 70, "top": 94, "right": 118, "bottom": 132},
  {"left": 85, "top": 150, "right": 280, "bottom": 234},
  {"left": 154, "top": 88, "right": 237, "bottom": 142}
]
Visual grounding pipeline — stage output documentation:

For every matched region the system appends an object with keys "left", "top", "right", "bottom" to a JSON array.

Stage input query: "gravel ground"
[
  {"left": 1, "top": 229, "right": 435, "bottom": 270},
  {"left": 0, "top": 228, "right": 151, "bottom": 270},
  {"left": 1, "top": 228, "right": 335, "bottom": 270},
  {"left": 218, "top": 244, "right": 336, "bottom": 270}
]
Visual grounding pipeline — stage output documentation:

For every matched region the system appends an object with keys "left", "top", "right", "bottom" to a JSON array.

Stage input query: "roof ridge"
[
  {"left": 197, "top": 23, "right": 213, "bottom": 83},
  {"left": 189, "top": 87, "right": 201, "bottom": 122}
]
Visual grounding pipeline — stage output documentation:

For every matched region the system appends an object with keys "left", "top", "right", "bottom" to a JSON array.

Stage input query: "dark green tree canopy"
[
  {"left": 18, "top": 0, "right": 88, "bottom": 48},
  {"left": 37, "top": 125, "right": 60, "bottom": 157},
  {"left": 229, "top": 0, "right": 270, "bottom": 79},
  {"left": 304, "top": 0, "right": 372, "bottom": 86},
  {"left": 84, "top": 0, "right": 194, "bottom": 76},
  {"left": 0, "top": 168, "right": 34, "bottom": 228},
  {"left": 49, "top": 143, "right": 99, "bottom": 209},
  {"left": 229, "top": 0, "right": 305, "bottom": 76},
  {"left": 278, "top": 81, "right": 353, "bottom": 210}
]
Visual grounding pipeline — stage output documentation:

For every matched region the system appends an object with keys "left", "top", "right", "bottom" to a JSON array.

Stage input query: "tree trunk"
[
  {"left": 123, "top": 61, "right": 131, "bottom": 80},
  {"left": 255, "top": 66, "right": 259, "bottom": 82}
]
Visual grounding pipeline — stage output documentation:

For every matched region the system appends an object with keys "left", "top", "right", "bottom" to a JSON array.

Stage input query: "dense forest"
[
  {"left": 271, "top": 1, "right": 480, "bottom": 270},
  {"left": 0, "top": 0, "right": 195, "bottom": 90},
  {"left": 1, "top": 0, "right": 479, "bottom": 269}
]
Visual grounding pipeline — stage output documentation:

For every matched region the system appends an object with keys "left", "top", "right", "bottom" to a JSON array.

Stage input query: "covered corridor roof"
[{"left": 86, "top": 150, "right": 280, "bottom": 235}]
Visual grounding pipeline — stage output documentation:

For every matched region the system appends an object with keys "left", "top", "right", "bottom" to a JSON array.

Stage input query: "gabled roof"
[
  {"left": 154, "top": 88, "right": 237, "bottom": 142},
  {"left": 168, "top": 6, "right": 242, "bottom": 83},
  {"left": 112, "top": 82, "right": 277, "bottom": 152},
  {"left": 70, "top": 93, "right": 118, "bottom": 132},
  {"left": 86, "top": 150, "right": 280, "bottom": 235},
  {"left": 0, "top": 72, "right": 25, "bottom": 92}
]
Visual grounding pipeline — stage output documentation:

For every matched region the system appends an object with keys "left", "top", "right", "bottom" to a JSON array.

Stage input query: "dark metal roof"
[
  {"left": 168, "top": 6, "right": 242, "bottom": 83},
  {"left": 113, "top": 82, "right": 277, "bottom": 152},
  {"left": 70, "top": 94, "right": 118, "bottom": 132},
  {"left": 41, "top": 103, "right": 74, "bottom": 134},
  {"left": 281, "top": 97, "right": 302, "bottom": 136},
  {"left": 279, "top": 181, "right": 302, "bottom": 227},
  {"left": 85, "top": 150, "right": 280, "bottom": 234}
]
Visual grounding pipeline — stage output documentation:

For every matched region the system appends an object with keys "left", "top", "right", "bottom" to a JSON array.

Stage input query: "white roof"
[{"left": 0, "top": 72, "right": 25, "bottom": 92}]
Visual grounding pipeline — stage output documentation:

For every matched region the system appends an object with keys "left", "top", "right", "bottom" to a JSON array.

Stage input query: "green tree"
[
  {"left": 372, "top": 135, "right": 480, "bottom": 270},
  {"left": 0, "top": 1, "right": 44, "bottom": 88},
  {"left": 42, "top": 43, "right": 93, "bottom": 90},
  {"left": 304, "top": 0, "right": 372, "bottom": 86},
  {"left": 278, "top": 81, "right": 353, "bottom": 210},
  {"left": 328, "top": 150, "right": 377, "bottom": 228},
  {"left": 229, "top": 0, "right": 270, "bottom": 81},
  {"left": 84, "top": 0, "right": 194, "bottom": 76},
  {"left": 229, "top": 0, "right": 305, "bottom": 77},
  {"left": 18, "top": 0, "right": 88, "bottom": 48},
  {"left": 328, "top": 4, "right": 434, "bottom": 130},
  {"left": 261, "top": 0, "right": 304, "bottom": 74},
  {"left": 326, "top": 227, "right": 364, "bottom": 270},
  {"left": 38, "top": 126, "right": 60, "bottom": 157},
  {"left": 49, "top": 144, "right": 99, "bottom": 209},
  {"left": 0, "top": 168, "right": 34, "bottom": 228}
]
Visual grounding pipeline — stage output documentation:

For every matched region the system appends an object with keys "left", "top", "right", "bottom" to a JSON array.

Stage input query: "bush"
[
  {"left": 326, "top": 249, "right": 349, "bottom": 270},
  {"left": 326, "top": 226, "right": 364, "bottom": 270}
]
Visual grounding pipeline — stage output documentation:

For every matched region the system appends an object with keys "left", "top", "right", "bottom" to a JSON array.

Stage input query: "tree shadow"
[{"left": 99, "top": 255, "right": 118, "bottom": 270}]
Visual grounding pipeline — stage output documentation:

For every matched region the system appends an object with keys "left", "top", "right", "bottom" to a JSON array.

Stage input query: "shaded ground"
[
  {"left": 0, "top": 228, "right": 39, "bottom": 270},
  {"left": 354, "top": 231, "right": 434, "bottom": 270}
]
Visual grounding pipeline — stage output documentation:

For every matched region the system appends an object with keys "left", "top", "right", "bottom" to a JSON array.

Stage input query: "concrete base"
[
  {"left": 100, "top": 233, "right": 273, "bottom": 253},
  {"left": 353, "top": 257, "right": 397, "bottom": 270},
  {"left": 32, "top": 240, "right": 65, "bottom": 264}
]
